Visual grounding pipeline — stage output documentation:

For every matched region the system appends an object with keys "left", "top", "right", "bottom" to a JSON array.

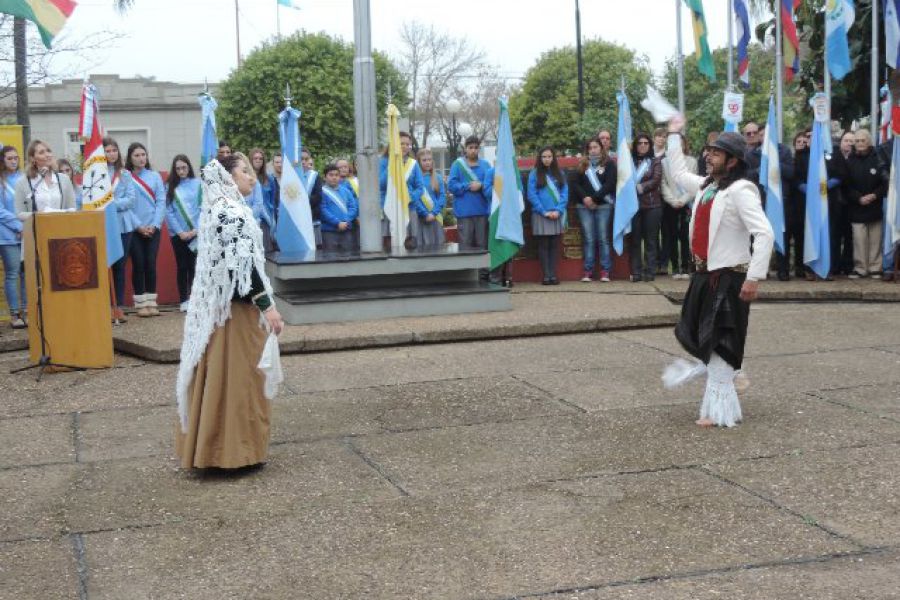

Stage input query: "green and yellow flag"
[{"left": 684, "top": 0, "right": 716, "bottom": 82}]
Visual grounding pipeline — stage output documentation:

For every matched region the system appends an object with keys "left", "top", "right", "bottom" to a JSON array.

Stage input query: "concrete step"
[{"left": 275, "top": 281, "right": 511, "bottom": 324}]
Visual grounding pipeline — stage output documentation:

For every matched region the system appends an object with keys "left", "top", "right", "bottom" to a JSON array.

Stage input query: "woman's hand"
[
  {"left": 425, "top": 213, "right": 436, "bottom": 222},
  {"left": 264, "top": 306, "right": 284, "bottom": 336},
  {"left": 668, "top": 114, "right": 686, "bottom": 134},
  {"left": 582, "top": 197, "right": 596, "bottom": 209}
]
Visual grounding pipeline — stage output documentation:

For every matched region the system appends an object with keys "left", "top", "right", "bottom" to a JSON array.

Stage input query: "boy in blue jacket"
[{"left": 320, "top": 164, "right": 359, "bottom": 253}]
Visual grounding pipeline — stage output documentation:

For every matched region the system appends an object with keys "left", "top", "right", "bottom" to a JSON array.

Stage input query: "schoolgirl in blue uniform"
[
  {"left": 103, "top": 137, "right": 138, "bottom": 323},
  {"left": 165, "top": 154, "right": 202, "bottom": 311},
  {"left": 527, "top": 146, "right": 568, "bottom": 284},
  {"left": 126, "top": 142, "right": 166, "bottom": 317}
]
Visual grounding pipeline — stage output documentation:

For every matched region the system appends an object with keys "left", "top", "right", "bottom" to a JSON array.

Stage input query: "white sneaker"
[
  {"left": 871, "top": 273, "right": 883, "bottom": 279},
  {"left": 179, "top": 301, "right": 189, "bottom": 312}
]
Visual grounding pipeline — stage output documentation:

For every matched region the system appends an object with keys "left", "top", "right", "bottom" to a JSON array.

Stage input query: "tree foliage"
[
  {"left": 660, "top": 43, "right": 806, "bottom": 152},
  {"left": 217, "top": 32, "right": 407, "bottom": 161},
  {"left": 509, "top": 39, "right": 653, "bottom": 155}
]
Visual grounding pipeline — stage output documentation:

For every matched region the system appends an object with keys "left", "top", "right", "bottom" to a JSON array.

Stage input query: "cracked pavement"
[{"left": 1, "top": 301, "right": 900, "bottom": 599}]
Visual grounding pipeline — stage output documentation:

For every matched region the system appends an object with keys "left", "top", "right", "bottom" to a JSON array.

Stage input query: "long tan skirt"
[{"left": 175, "top": 302, "right": 270, "bottom": 469}]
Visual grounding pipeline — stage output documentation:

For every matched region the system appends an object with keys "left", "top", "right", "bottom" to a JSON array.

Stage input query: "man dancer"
[{"left": 663, "top": 116, "right": 774, "bottom": 428}]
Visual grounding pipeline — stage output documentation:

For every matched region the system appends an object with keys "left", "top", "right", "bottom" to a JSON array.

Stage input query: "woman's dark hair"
[
  {"left": 534, "top": 146, "right": 563, "bottom": 188},
  {"left": 125, "top": 142, "right": 151, "bottom": 172},
  {"left": 219, "top": 153, "right": 245, "bottom": 175},
  {"left": 102, "top": 137, "right": 123, "bottom": 170},
  {"left": 632, "top": 133, "right": 653, "bottom": 160},
  {"left": 579, "top": 137, "right": 608, "bottom": 173},
  {"left": 248, "top": 147, "right": 268, "bottom": 185},
  {"left": 0, "top": 145, "right": 18, "bottom": 180},
  {"left": 166, "top": 154, "right": 195, "bottom": 204}
]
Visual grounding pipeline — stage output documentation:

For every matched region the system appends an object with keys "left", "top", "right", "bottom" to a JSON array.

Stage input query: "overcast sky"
[{"left": 56, "top": 0, "right": 751, "bottom": 85}]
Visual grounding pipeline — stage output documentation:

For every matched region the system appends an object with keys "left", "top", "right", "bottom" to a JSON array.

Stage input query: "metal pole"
[
  {"left": 276, "top": 1, "right": 281, "bottom": 41},
  {"left": 676, "top": 0, "right": 685, "bottom": 114},
  {"left": 776, "top": 0, "right": 784, "bottom": 144},
  {"left": 824, "top": 14, "right": 831, "bottom": 124},
  {"left": 872, "top": 0, "right": 880, "bottom": 139},
  {"left": 13, "top": 17, "right": 30, "bottom": 145},
  {"left": 353, "top": 0, "right": 382, "bottom": 254},
  {"left": 727, "top": 0, "right": 734, "bottom": 89},
  {"left": 235, "top": 0, "right": 242, "bottom": 68},
  {"left": 576, "top": 0, "right": 585, "bottom": 117}
]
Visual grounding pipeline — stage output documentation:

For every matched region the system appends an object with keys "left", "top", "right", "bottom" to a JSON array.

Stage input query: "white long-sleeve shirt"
[{"left": 665, "top": 133, "right": 774, "bottom": 281}]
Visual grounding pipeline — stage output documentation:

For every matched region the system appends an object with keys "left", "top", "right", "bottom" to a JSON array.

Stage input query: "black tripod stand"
[{"left": 11, "top": 197, "right": 89, "bottom": 381}]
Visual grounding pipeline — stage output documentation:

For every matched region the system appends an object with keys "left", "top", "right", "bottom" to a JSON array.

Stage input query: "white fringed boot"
[
  {"left": 146, "top": 292, "right": 160, "bottom": 316},
  {"left": 134, "top": 293, "right": 151, "bottom": 318},
  {"left": 699, "top": 352, "right": 742, "bottom": 427}
]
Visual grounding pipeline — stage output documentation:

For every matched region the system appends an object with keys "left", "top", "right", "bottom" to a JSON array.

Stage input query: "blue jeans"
[
  {"left": 577, "top": 204, "right": 612, "bottom": 273},
  {"left": 0, "top": 244, "right": 25, "bottom": 314}
]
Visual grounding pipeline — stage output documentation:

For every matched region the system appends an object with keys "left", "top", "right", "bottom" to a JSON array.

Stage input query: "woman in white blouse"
[{"left": 14, "top": 140, "right": 76, "bottom": 219}]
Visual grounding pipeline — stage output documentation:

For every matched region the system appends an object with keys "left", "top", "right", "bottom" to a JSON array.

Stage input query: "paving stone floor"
[{"left": 1, "top": 302, "right": 899, "bottom": 599}]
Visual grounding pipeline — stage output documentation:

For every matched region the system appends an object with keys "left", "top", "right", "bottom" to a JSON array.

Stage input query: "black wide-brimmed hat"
[{"left": 705, "top": 131, "right": 747, "bottom": 164}]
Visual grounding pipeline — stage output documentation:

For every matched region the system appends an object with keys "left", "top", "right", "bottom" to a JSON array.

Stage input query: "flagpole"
[
  {"left": 235, "top": 0, "right": 242, "bottom": 68},
  {"left": 873, "top": 0, "right": 881, "bottom": 139},
  {"left": 676, "top": 0, "right": 685, "bottom": 114},
  {"left": 353, "top": 0, "right": 381, "bottom": 254},
  {"left": 727, "top": 0, "right": 734, "bottom": 89},
  {"left": 276, "top": 1, "right": 281, "bottom": 41},
  {"left": 776, "top": 0, "right": 784, "bottom": 144}
]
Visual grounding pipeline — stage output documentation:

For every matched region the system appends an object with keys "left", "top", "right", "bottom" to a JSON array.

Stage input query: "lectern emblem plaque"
[{"left": 48, "top": 237, "right": 99, "bottom": 292}]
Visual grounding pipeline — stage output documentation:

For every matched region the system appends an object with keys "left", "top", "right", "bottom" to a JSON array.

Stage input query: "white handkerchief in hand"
[
  {"left": 257, "top": 333, "right": 283, "bottom": 400},
  {"left": 640, "top": 86, "right": 679, "bottom": 123}
]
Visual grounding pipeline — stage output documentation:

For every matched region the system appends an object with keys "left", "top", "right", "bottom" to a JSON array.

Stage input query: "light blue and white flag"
[
  {"left": 804, "top": 97, "right": 831, "bottom": 279},
  {"left": 489, "top": 97, "right": 524, "bottom": 270},
  {"left": 887, "top": 0, "right": 900, "bottom": 69},
  {"left": 760, "top": 97, "right": 785, "bottom": 254},
  {"left": 883, "top": 117, "right": 900, "bottom": 265},
  {"left": 277, "top": 0, "right": 301, "bottom": 7},
  {"left": 611, "top": 90, "right": 639, "bottom": 256},
  {"left": 826, "top": 0, "right": 855, "bottom": 80},
  {"left": 198, "top": 92, "right": 218, "bottom": 168},
  {"left": 275, "top": 106, "right": 316, "bottom": 254}
]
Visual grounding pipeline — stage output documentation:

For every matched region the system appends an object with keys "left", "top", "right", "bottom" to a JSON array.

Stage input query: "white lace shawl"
[{"left": 175, "top": 160, "right": 273, "bottom": 431}]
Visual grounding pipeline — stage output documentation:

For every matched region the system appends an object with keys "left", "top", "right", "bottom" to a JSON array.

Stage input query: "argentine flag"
[
  {"left": 826, "top": 0, "right": 855, "bottom": 80},
  {"left": 887, "top": 0, "right": 900, "bottom": 69},
  {"left": 198, "top": 92, "right": 218, "bottom": 168},
  {"left": 489, "top": 97, "right": 524, "bottom": 269},
  {"left": 760, "top": 97, "right": 785, "bottom": 255},
  {"left": 275, "top": 106, "right": 316, "bottom": 254},
  {"left": 884, "top": 108, "right": 900, "bottom": 265},
  {"left": 611, "top": 90, "right": 639, "bottom": 256},
  {"left": 804, "top": 109, "right": 831, "bottom": 279}
]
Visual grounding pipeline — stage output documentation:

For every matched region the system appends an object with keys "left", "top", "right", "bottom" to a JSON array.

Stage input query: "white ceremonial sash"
[
  {"left": 322, "top": 186, "right": 348, "bottom": 215},
  {"left": 304, "top": 170, "right": 318, "bottom": 194},
  {"left": 585, "top": 166, "right": 601, "bottom": 192}
]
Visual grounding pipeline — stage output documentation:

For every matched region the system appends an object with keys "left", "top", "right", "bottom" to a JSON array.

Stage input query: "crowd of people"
[{"left": 0, "top": 117, "right": 896, "bottom": 331}]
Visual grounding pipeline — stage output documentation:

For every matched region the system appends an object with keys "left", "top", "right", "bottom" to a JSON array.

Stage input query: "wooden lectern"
[{"left": 23, "top": 211, "right": 114, "bottom": 369}]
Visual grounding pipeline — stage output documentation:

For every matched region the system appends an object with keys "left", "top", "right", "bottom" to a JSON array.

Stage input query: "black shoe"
[
  {"left": 542, "top": 279, "right": 551, "bottom": 285},
  {"left": 644, "top": 273, "right": 655, "bottom": 282},
  {"left": 630, "top": 274, "right": 642, "bottom": 282},
  {"left": 550, "top": 278, "right": 560, "bottom": 285},
  {"left": 777, "top": 271, "right": 789, "bottom": 281}
]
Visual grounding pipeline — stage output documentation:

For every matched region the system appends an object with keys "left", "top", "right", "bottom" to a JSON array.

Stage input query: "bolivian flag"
[{"left": 0, "top": 0, "right": 77, "bottom": 49}]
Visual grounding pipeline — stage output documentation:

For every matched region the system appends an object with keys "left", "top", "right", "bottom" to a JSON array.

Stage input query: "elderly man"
[{"left": 663, "top": 116, "right": 774, "bottom": 428}]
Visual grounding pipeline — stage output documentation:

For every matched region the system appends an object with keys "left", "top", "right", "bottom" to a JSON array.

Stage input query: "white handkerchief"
[
  {"left": 257, "top": 333, "right": 283, "bottom": 400},
  {"left": 640, "top": 86, "right": 679, "bottom": 124}
]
